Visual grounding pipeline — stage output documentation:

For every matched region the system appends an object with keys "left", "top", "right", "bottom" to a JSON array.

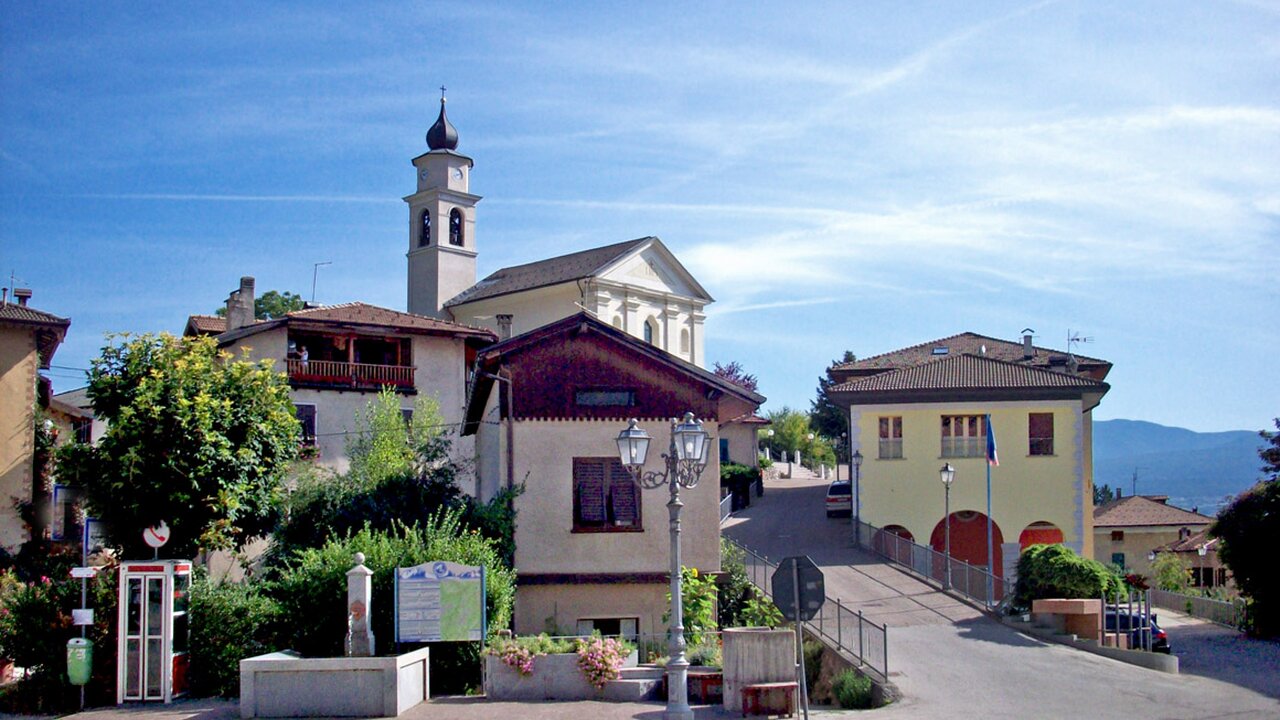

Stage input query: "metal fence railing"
[
  {"left": 725, "top": 537, "right": 888, "bottom": 682},
  {"left": 1150, "top": 588, "right": 1245, "bottom": 627},
  {"left": 719, "top": 494, "right": 733, "bottom": 523},
  {"left": 853, "top": 518, "right": 1015, "bottom": 609}
]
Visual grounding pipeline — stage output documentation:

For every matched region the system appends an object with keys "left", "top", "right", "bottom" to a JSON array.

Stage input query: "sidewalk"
[{"left": 56, "top": 696, "right": 860, "bottom": 720}]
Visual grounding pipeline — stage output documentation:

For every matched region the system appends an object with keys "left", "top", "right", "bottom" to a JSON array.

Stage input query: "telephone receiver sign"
[{"left": 143, "top": 520, "right": 171, "bottom": 549}]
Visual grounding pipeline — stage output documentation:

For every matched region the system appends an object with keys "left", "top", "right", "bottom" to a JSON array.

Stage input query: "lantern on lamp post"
[
  {"left": 616, "top": 413, "right": 709, "bottom": 720},
  {"left": 940, "top": 463, "right": 956, "bottom": 590}
]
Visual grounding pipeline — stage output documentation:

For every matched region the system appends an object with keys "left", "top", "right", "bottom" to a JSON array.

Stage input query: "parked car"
[
  {"left": 825, "top": 481, "right": 852, "bottom": 517},
  {"left": 1104, "top": 610, "right": 1171, "bottom": 654}
]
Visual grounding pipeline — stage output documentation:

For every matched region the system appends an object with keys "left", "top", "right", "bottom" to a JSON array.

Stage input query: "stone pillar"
[{"left": 346, "top": 552, "right": 375, "bottom": 657}]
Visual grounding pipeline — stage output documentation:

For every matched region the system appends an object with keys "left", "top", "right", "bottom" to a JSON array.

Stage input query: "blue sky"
[{"left": 3, "top": 2, "right": 1277, "bottom": 433}]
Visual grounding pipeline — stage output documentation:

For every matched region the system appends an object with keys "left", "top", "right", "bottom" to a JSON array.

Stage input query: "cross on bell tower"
[{"left": 405, "top": 89, "right": 480, "bottom": 319}]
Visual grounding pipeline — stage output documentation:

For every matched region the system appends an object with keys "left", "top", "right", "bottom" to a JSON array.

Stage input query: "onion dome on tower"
[{"left": 426, "top": 92, "right": 459, "bottom": 151}]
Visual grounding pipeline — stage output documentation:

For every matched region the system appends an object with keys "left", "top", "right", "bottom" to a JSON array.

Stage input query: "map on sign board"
[{"left": 395, "top": 561, "right": 486, "bottom": 643}]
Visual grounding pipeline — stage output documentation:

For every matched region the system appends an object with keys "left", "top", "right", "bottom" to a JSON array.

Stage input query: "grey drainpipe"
[{"left": 479, "top": 370, "right": 516, "bottom": 494}]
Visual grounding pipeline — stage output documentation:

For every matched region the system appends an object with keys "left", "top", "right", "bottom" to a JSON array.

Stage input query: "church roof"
[{"left": 444, "top": 237, "right": 653, "bottom": 307}]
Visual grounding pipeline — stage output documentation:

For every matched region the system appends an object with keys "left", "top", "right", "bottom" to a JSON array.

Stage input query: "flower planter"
[{"left": 484, "top": 650, "right": 638, "bottom": 701}]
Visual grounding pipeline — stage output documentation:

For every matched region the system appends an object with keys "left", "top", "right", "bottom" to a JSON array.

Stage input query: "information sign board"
[{"left": 395, "top": 561, "right": 486, "bottom": 643}]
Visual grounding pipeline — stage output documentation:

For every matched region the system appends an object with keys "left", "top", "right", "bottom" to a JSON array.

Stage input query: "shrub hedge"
[{"left": 1014, "top": 543, "right": 1123, "bottom": 609}]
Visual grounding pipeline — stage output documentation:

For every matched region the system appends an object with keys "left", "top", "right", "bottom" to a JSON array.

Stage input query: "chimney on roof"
[
  {"left": 1116, "top": 487, "right": 1123, "bottom": 498},
  {"left": 496, "top": 314, "right": 513, "bottom": 340},
  {"left": 1, "top": 288, "right": 7, "bottom": 305},
  {"left": 226, "top": 276, "right": 256, "bottom": 331},
  {"left": 1150, "top": 495, "right": 1169, "bottom": 504},
  {"left": 1021, "top": 328, "right": 1035, "bottom": 359},
  {"left": 13, "top": 288, "right": 32, "bottom": 307},
  {"left": 1067, "top": 355, "right": 1079, "bottom": 375}
]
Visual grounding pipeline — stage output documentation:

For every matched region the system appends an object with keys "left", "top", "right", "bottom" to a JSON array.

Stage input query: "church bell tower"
[{"left": 406, "top": 90, "right": 480, "bottom": 319}]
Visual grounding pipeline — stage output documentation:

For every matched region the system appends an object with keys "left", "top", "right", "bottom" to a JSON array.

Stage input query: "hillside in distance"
[{"left": 1093, "top": 419, "right": 1265, "bottom": 515}]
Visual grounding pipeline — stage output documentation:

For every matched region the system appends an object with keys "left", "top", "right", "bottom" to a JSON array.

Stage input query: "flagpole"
[
  {"left": 986, "top": 457, "right": 993, "bottom": 606},
  {"left": 985, "top": 414, "right": 994, "bottom": 606}
]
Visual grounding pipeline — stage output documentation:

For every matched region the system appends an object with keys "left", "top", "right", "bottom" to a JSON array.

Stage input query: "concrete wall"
[
  {"left": 849, "top": 399, "right": 1089, "bottom": 563},
  {"left": 240, "top": 648, "right": 429, "bottom": 718},
  {"left": 719, "top": 421, "right": 760, "bottom": 469},
  {"left": 0, "top": 326, "right": 36, "bottom": 552},
  {"left": 451, "top": 284, "right": 583, "bottom": 342},
  {"left": 514, "top": 583, "right": 668, "bottom": 638}
]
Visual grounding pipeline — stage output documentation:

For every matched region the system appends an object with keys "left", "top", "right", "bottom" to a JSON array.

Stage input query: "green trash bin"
[{"left": 67, "top": 638, "right": 93, "bottom": 686}]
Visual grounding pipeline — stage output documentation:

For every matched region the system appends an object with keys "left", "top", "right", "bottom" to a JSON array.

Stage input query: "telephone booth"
[{"left": 117, "top": 561, "right": 191, "bottom": 703}]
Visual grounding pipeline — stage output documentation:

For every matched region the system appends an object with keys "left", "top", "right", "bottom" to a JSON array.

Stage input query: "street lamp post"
[
  {"left": 940, "top": 463, "right": 956, "bottom": 590},
  {"left": 852, "top": 450, "right": 863, "bottom": 547},
  {"left": 617, "top": 413, "right": 709, "bottom": 720}
]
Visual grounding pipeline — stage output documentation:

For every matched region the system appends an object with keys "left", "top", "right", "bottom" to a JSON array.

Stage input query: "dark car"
[
  {"left": 1104, "top": 610, "right": 1171, "bottom": 654},
  {"left": 825, "top": 481, "right": 852, "bottom": 517}
]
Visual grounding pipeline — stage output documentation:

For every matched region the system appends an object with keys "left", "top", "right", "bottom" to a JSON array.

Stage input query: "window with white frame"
[
  {"left": 940, "top": 415, "right": 985, "bottom": 458},
  {"left": 879, "top": 416, "right": 903, "bottom": 459}
]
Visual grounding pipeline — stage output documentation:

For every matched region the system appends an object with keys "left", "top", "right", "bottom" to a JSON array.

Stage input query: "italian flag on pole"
[{"left": 985, "top": 414, "right": 999, "bottom": 467}]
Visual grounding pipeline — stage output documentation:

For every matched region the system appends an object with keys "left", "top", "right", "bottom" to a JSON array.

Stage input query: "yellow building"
[
  {"left": 828, "top": 332, "right": 1110, "bottom": 579},
  {"left": 0, "top": 290, "right": 70, "bottom": 552}
]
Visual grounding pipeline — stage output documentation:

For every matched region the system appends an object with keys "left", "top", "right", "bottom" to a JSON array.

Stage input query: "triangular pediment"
[{"left": 596, "top": 240, "right": 713, "bottom": 302}]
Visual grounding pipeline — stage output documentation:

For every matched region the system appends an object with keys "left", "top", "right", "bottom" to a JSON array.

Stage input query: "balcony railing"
[{"left": 286, "top": 359, "right": 414, "bottom": 388}]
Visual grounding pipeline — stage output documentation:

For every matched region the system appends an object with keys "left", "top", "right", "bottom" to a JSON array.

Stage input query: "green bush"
[
  {"left": 188, "top": 575, "right": 283, "bottom": 698},
  {"left": 803, "top": 639, "right": 823, "bottom": 691},
  {"left": 268, "top": 514, "right": 515, "bottom": 695},
  {"left": 0, "top": 564, "right": 118, "bottom": 713},
  {"left": 1014, "top": 544, "right": 1123, "bottom": 609},
  {"left": 720, "top": 462, "right": 759, "bottom": 486},
  {"left": 832, "top": 669, "right": 875, "bottom": 709}
]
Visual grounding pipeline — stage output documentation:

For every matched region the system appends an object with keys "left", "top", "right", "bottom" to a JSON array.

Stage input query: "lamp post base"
[{"left": 665, "top": 658, "right": 693, "bottom": 720}]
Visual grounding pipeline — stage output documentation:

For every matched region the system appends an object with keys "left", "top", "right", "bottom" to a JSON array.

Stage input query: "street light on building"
[
  {"left": 852, "top": 450, "right": 864, "bottom": 547},
  {"left": 616, "top": 413, "right": 709, "bottom": 720},
  {"left": 940, "top": 463, "right": 956, "bottom": 590}
]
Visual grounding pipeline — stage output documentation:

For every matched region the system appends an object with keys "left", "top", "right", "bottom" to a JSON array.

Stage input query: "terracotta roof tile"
[
  {"left": 216, "top": 302, "right": 496, "bottom": 342},
  {"left": 1154, "top": 528, "right": 1220, "bottom": 553},
  {"left": 833, "top": 332, "right": 1109, "bottom": 374},
  {"left": 185, "top": 315, "right": 228, "bottom": 334},
  {"left": 445, "top": 237, "right": 651, "bottom": 307},
  {"left": 1093, "top": 495, "right": 1213, "bottom": 528},
  {"left": 0, "top": 302, "right": 69, "bottom": 327},
  {"left": 831, "top": 354, "right": 1108, "bottom": 393}
]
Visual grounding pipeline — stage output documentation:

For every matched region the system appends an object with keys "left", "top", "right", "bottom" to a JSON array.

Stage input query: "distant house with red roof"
[{"left": 1093, "top": 493, "right": 1213, "bottom": 580}]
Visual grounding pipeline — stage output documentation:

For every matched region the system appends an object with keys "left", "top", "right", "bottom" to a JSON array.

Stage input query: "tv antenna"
[
  {"left": 311, "top": 261, "right": 333, "bottom": 304},
  {"left": 1067, "top": 329, "right": 1093, "bottom": 357}
]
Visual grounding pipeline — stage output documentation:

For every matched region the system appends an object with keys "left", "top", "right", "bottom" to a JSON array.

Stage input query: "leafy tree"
[
  {"left": 810, "top": 351, "right": 856, "bottom": 461},
  {"left": 1150, "top": 551, "right": 1191, "bottom": 592},
  {"left": 1093, "top": 483, "right": 1117, "bottom": 506},
  {"left": 1211, "top": 418, "right": 1280, "bottom": 636},
  {"left": 56, "top": 333, "right": 299, "bottom": 557},
  {"left": 712, "top": 361, "right": 758, "bottom": 393},
  {"left": 271, "top": 389, "right": 520, "bottom": 568},
  {"left": 761, "top": 407, "right": 836, "bottom": 468},
  {"left": 214, "top": 289, "right": 306, "bottom": 320},
  {"left": 1014, "top": 543, "right": 1124, "bottom": 609}
]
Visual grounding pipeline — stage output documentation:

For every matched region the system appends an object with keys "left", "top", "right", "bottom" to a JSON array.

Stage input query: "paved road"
[
  {"left": 1162, "top": 609, "right": 1280, "bottom": 700},
  {"left": 724, "top": 469, "right": 1280, "bottom": 719}
]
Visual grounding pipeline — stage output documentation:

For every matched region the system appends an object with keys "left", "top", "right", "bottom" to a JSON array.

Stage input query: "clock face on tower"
[
  {"left": 451, "top": 167, "right": 464, "bottom": 181},
  {"left": 419, "top": 169, "right": 429, "bottom": 180}
]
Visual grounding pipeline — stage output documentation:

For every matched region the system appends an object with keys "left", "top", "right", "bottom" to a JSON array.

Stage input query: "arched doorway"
[
  {"left": 930, "top": 511, "right": 1005, "bottom": 578},
  {"left": 874, "top": 525, "right": 914, "bottom": 565},
  {"left": 1019, "top": 521, "right": 1064, "bottom": 550}
]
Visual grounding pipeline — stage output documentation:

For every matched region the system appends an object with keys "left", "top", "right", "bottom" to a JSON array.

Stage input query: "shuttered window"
[{"left": 573, "top": 458, "right": 642, "bottom": 532}]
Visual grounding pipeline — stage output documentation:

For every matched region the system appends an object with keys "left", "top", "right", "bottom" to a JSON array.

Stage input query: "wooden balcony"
[{"left": 286, "top": 359, "right": 414, "bottom": 389}]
